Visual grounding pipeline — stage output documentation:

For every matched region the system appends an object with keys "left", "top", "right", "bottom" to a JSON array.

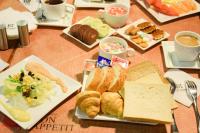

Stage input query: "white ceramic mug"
[
  {"left": 98, "top": 3, "right": 129, "bottom": 28},
  {"left": 99, "top": 36, "right": 135, "bottom": 60},
  {"left": 174, "top": 31, "right": 200, "bottom": 61},
  {"left": 42, "top": 0, "right": 65, "bottom": 20}
]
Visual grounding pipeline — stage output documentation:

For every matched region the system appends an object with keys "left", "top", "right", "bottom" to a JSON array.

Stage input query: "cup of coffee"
[
  {"left": 99, "top": 36, "right": 134, "bottom": 60},
  {"left": 42, "top": 0, "right": 65, "bottom": 20},
  {"left": 98, "top": 3, "right": 129, "bottom": 28},
  {"left": 174, "top": 31, "right": 200, "bottom": 61}
]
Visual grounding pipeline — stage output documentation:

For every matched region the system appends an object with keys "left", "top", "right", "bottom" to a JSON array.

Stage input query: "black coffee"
[{"left": 45, "top": 0, "right": 63, "bottom": 4}]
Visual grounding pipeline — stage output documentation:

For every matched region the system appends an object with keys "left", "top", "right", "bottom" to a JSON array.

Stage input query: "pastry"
[
  {"left": 76, "top": 91, "right": 101, "bottom": 118},
  {"left": 138, "top": 42, "right": 148, "bottom": 48},
  {"left": 152, "top": 29, "right": 164, "bottom": 40},
  {"left": 137, "top": 22, "right": 151, "bottom": 30},
  {"left": 125, "top": 26, "right": 139, "bottom": 35},
  {"left": 141, "top": 25, "right": 156, "bottom": 34},
  {"left": 101, "top": 92, "right": 123, "bottom": 118}
]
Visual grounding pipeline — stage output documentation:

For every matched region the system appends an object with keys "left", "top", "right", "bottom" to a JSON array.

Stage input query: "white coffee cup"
[
  {"left": 174, "top": 31, "right": 200, "bottom": 61},
  {"left": 99, "top": 36, "right": 135, "bottom": 60},
  {"left": 42, "top": 0, "right": 65, "bottom": 20},
  {"left": 98, "top": 3, "right": 129, "bottom": 28}
]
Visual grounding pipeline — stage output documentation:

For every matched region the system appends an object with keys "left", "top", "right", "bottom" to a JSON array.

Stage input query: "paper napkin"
[
  {"left": 164, "top": 69, "right": 200, "bottom": 107},
  {"left": 0, "top": 7, "right": 37, "bottom": 39},
  {"left": 0, "top": 59, "right": 9, "bottom": 72},
  {"left": 19, "top": 0, "right": 40, "bottom": 12}
]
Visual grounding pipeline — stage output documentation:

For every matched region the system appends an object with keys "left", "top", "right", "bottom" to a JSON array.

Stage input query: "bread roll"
[
  {"left": 85, "top": 68, "right": 103, "bottom": 91},
  {"left": 108, "top": 65, "right": 126, "bottom": 92},
  {"left": 76, "top": 91, "right": 101, "bottom": 118},
  {"left": 101, "top": 92, "right": 123, "bottom": 118}
]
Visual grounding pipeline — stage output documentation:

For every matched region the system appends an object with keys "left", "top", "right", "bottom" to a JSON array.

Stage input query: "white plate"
[
  {"left": 136, "top": 0, "right": 200, "bottom": 23},
  {"left": 0, "top": 55, "right": 82, "bottom": 129},
  {"left": 75, "top": 70, "right": 157, "bottom": 125},
  {"left": 36, "top": 4, "right": 75, "bottom": 27},
  {"left": 117, "top": 18, "right": 170, "bottom": 50},
  {"left": 162, "top": 41, "right": 200, "bottom": 69},
  {"left": 63, "top": 16, "right": 115, "bottom": 49},
  {"left": 74, "top": 0, "right": 130, "bottom": 8}
]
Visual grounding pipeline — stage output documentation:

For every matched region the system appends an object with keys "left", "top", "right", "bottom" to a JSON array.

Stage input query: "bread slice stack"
[
  {"left": 122, "top": 61, "right": 175, "bottom": 124},
  {"left": 85, "top": 65, "right": 126, "bottom": 93}
]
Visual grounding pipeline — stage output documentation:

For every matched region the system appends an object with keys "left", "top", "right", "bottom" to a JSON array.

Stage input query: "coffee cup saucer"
[
  {"left": 35, "top": 3, "right": 75, "bottom": 27},
  {"left": 162, "top": 41, "right": 200, "bottom": 69}
]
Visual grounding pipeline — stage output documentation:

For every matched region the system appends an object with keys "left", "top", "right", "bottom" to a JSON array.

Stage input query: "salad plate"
[
  {"left": 35, "top": 4, "right": 75, "bottom": 27},
  {"left": 117, "top": 18, "right": 170, "bottom": 50},
  {"left": 136, "top": 0, "right": 200, "bottom": 23},
  {"left": 162, "top": 41, "right": 200, "bottom": 69},
  {"left": 74, "top": 0, "right": 130, "bottom": 8},
  {"left": 0, "top": 55, "right": 82, "bottom": 129},
  {"left": 63, "top": 16, "right": 115, "bottom": 49}
]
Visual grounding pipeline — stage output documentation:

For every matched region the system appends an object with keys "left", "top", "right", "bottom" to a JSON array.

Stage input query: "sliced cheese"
[{"left": 123, "top": 82, "right": 173, "bottom": 124}]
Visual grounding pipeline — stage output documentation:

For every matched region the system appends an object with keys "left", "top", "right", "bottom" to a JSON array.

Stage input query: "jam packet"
[{"left": 110, "top": 55, "right": 129, "bottom": 68}]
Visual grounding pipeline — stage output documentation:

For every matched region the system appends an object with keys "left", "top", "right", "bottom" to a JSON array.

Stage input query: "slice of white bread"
[
  {"left": 123, "top": 82, "right": 173, "bottom": 124},
  {"left": 85, "top": 68, "right": 103, "bottom": 91},
  {"left": 108, "top": 65, "right": 126, "bottom": 92}
]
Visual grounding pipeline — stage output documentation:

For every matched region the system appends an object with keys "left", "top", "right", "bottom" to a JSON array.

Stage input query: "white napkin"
[
  {"left": 164, "top": 69, "right": 200, "bottom": 107},
  {"left": 0, "top": 59, "right": 9, "bottom": 72},
  {"left": 0, "top": 7, "right": 37, "bottom": 39},
  {"left": 19, "top": 0, "right": 40, "bottom": 12}
]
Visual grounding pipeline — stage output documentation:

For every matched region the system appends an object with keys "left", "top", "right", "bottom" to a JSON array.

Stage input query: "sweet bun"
[
  {"left": 76, "top": 91, "right": 101, "bottom": 118},
  {"left": 101, "top": 92, "right": 123, "bottom": 118}
]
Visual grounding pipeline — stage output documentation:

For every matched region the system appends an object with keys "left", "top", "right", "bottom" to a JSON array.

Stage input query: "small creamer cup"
[
  {"left": 174, "top": 31, "right": 200, "bottom": 62},
  {"left": 42, "top": 0, "right": 65, "bottom": 20},
  {"left": 97, "top": 3, "right": 129, "bottom": 28},
  {"left": 99, "top": 36, "right": 135, "bottom": 60}
]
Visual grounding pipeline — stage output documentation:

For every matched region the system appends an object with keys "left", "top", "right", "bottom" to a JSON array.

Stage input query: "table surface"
[{"left": 0, "top": 0, "right": 200, "bottom": 133}]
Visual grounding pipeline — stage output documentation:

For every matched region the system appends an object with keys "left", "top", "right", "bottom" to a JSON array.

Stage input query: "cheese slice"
[{"left": 123, "top": 82, "right": 173, "bottom": 124}]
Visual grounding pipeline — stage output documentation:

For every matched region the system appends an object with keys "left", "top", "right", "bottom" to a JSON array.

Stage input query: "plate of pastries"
[
  {"left": 75, "top": 61, "right": 177, "bottom": 124},
  {"left": 63, "top": 16, "right": 115, "bottom": 49},
  {"left": 117, "top": 19, "right": 170, "bottom": 50}
]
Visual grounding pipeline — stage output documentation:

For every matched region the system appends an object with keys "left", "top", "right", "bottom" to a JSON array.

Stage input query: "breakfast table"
[{"left": 0, "top": 0, "right": 200, "bottom": 133}]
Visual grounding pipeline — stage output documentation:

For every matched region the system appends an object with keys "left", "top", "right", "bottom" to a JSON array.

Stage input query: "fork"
[
  {"left": 185, "top": 80, "right": 200, "bottom": 133},
  {"left": 166, "top": 77, "right": 179, "bottom": 133}
]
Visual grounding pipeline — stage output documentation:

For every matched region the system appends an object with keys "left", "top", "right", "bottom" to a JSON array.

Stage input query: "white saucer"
[
  {"left": 162, "top": 41, "right": 200, "bottom": 69},
  {"left": 35, "top": 4, "right": 75, "bottom": 27}
]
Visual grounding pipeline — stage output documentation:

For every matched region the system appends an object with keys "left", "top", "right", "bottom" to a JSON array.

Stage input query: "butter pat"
[{"left": 123, "top": 82, "right": 173, "bottom": 124}]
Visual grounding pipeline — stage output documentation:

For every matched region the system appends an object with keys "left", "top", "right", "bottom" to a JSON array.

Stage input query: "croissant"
[
  {"left": 76, "top": 91, "right": 100, "bottom": 118},
  {"left": 101, "top": 92, "right": 123, "bottom": 118}
]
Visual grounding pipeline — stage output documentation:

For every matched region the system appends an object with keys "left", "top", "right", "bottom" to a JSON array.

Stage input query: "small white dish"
[
  {"left": 162, "top": 41, "right": 200, "bottom": 69},
  {"left": 0, "top": 55, "right": 82, "bottom": 129},
  {"left": 63, "top": 16, "right": 115, "bottom": 49},
  {"left": 117, "top": 18, "right": 170, "bottom": 50},
  {"left": 74, "top": 0, "right": 130, "bottom": 8},
  {"left": 35, "top": 4, "right": 75, "bottom": 27},
  {"left": 75, "top": 69, "right": 157, "bottom": 125},
  {"left": 136, "top": 0, "right": 200, "bottom": 23}
]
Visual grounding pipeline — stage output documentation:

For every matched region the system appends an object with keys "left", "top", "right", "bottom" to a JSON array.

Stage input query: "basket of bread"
[{"left": 75, "top": 61, "right": 176, "bottom": 124}]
